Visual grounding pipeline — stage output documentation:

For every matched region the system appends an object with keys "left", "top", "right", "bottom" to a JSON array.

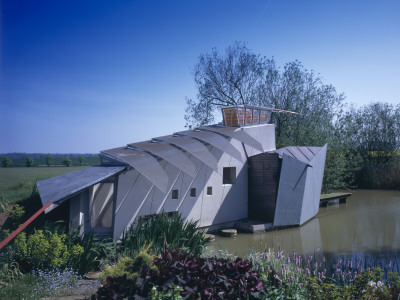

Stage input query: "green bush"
[
  {"left": 14, "top": 229, "right": 84, "bottom": 270},
  {"left": 62, "top": 158, "right": 72, "bottom": 167},
  {"left": 0, "top": 195, "right": 11, "bottom": 214},
  {"left": 305, "top": 276, "right": 342, "bottom": 300},
  {"left": 1, "top": 156, "right": 12, "bottom": 167},
  {"left": 9, "top": 203, "right": 25, "bottom": 229},
  {"left": 25, "top": 156, "right": 34, "bottom": 167},
  {"left": 100, "top": 248, "right": 156, "bottom": 282}
]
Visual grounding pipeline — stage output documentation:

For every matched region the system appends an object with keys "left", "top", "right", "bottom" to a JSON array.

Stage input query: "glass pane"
[
  {"left": 90, "top": 182, "right": 114, "bottom": 228},
  {"left": 245, "top": 108, "right": 253, "bottom": 125},
  {"left": 236, "top": 107, "right": 245, "bottom": 126},
  {"left": 223, "top": 108, "right": 239, "bottom": 126},
  {"left": 253, "top": 110, "right": 260, "bottom": 123},
  {"left": 259, "top": 110, "right": 271, "bottom": 123}
]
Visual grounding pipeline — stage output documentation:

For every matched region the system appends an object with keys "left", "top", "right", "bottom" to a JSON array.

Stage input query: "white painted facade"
[{"left": 37, "top": 106, "right": 327, "bottom": 240}]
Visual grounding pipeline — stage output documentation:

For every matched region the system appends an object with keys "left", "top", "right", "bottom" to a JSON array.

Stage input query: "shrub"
[
  {"left": 93, "top": 248, "right": 265, "bottom": 299},
  {"left": 0, "top": 195, "right": 11, "bottom": 214},
  {"left": 305, "top": 276, "right": 342, "bottom": 300},
  {"left": 146, "top": 249, "right": 264, "bottom": 299},
  {"left": 10, "top": 203, "right": 25, "bottom": 228},
  {"left": 92, "top": 248, "right": 156, "bottom": 299},
  {"left": 1, "top": 156, "right": 12, "bottom": 167},
  {"left": 100, "top": 249, "right": 156, "bottom": 282},
  {"left": 13, "top": 229, "right": 85, "bottom": 271},
  {"left": 25, "top": 156, "right": 34, "bottom": 167},
  {"left": 62, "top": 158, "right": 72, "bottom": 167}
]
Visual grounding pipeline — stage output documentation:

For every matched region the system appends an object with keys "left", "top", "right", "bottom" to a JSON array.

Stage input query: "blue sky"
[{"left": 1, "top": 0, "right": 399, "bottom": 153}]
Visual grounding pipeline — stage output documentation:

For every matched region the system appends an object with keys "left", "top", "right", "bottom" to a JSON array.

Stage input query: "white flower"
[
  {"left": 367, "top": 281, "right": 376, "bottom": 287},
  {"left": 377, "top": 281, "right": 384, "bottom": 288}
]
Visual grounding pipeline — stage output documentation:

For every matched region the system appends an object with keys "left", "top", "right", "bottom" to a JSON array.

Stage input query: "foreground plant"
[
  {"left": 250, "top": 248, "right": 308, "bottom": 299},
  {"left": 33, "top": 267, "right": 100, "bottom": 298},
  {"left": 0, "top": 262, "right": 22, "bottom": 287},
  {"left": 119, "top": 213, "right": 210, "bottom": 257},
  {"left": 93, "top": 248, "right": 264, "bottom": 299}
]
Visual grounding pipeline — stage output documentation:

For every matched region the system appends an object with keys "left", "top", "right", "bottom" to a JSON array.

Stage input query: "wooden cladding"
[
  {"left": 222, "top": 106, "right": 272, "bottom": 127},
  {"left": 222, "top": 108, "right": 240, "bottom": 126},
  {"left": 248, "top": 153, "right": 281, "bottom": 222}
]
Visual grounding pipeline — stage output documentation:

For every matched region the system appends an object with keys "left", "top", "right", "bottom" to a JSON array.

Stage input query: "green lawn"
[{"left": 0, "top": 167, "right": 88, "bottom": 204}]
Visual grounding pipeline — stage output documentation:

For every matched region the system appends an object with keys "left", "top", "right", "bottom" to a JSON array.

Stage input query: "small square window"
[
  {"left": 190, "top": 188, "right": 196, "bottom": 197},
  {"left": 223, "top": 167, "right": 236, "bottom": 184},
  {"left": 207, "top": 186, "right": 212, "bottom": 195},
  {"left": 172, "top": 189, "right": 179, "bottom": 199}
]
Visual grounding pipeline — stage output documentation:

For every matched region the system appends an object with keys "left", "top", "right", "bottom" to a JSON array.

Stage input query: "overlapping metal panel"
[
  {"left": 128, "top": 141, "right": 198, "bottom": 178},
  {"left": 176, "top": 130, "right": 243, "bottom": 162},
  {"left": 273, "top": 146, "right": 322, "bottom": 165},
  {"left": 273, "top": 144, "right": 327, "bottom": 227},
  {"left": 154, "top": 135, "right": 218, "bottom": 171},
  {"left": 199, "top": 125, "right": 264, "bottom": 152},
  {"left": 36, "top": 165, "right": 125, "bottom": 208},
  {"left": 102, "top": 147, "right": 169, "bottom": 193}
]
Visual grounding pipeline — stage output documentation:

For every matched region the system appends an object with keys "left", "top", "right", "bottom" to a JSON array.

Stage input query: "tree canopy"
[
  {"left": 185, "top": 42, "right": 344, "bottom": 147},
  {"left": 185, "top": 42, "right": 399, "bottom": 191}
]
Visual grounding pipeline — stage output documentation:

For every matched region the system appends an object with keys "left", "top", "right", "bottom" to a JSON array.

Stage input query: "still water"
[{"left": 209, "top": 190, "right": 400, "bottom": 259}]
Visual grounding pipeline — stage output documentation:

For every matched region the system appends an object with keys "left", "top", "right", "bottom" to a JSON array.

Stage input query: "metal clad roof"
[
  {"left": 176, "top": 130, "right": 244, "bottom": 162},
  {"left": 36, "top": 165, "right": 125, "bottom": 207},
  {"left": 199, "top": 126, "right": 264, "bottom": 152},
  {"left": 128, "top": 141, "right": 198, "bottom": 178},
  {"left": 297, "top": 147, "right": 315, "bottom": 161},
  {"left": 273, "top": 146, "right": 323, "bottom": 165},
  {"left": 287, "top": 147, "right": 311, "bottom": 164},
  {"left": 155, "top": 135, "right": 219, "bottom": 171},
  {"left": 102, "top": 147, "right": 169, "bottom": 193}
]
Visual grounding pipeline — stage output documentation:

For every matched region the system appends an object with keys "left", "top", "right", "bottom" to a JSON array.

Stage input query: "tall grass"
[{"left": 119, "top": 213, "right": 210, "bottom": 257}]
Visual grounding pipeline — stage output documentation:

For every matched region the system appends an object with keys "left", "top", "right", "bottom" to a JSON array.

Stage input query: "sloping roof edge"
[{"left": 36, "top": 165, "right": 126, "bottom": 213}]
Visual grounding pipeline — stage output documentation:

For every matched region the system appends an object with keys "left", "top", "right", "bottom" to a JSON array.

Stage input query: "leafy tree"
[
  {"left": 77, "top": 155, "right": 85, "bottom": 166},
  {"left": 45, "top": 154, "right": 52, "bottom": 167},
  {"left": 1, "top": 156, "right": 12, "bottom": 167},
  {"left": 185, "top": 42, "right": 268, "bottom": 127},
  {"left": 185, "top": 42, "right": 344, "bottom": 148},
  {"left": 339, "top": 102, "right": 400, "bottom": 188},
  {"left": 340, "top": 102, "right": 400, "bottom": 157},
  {"left": 186, "top": 43, "right": 399, "bottom": 191},
  {"left": 62, "top": 158, "right": 72, "bottom": 167},
  {"left": 260, "top": 60, "right": 344, "bottom": 147},
  {"left": 25, "top": 156, "right": 34, "bottom": 167}
]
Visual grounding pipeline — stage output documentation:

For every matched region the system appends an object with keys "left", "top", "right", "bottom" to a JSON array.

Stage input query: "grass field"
[{"left": 0, "top": 167, "right": 88, "bottom": 205}]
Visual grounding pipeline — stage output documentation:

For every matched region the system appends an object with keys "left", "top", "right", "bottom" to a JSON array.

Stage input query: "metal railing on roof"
[{"left": 221, "top": 105, "right": 297, "bottom": 127}]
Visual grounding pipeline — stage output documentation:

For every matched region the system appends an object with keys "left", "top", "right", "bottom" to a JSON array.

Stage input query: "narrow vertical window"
[
  {"left": 172, "top": 189, "right": 179, "bottom": 199},
  {"left": 190, "top": 188, "right": 196, "bottom": 197},
  {"left": 223, "top": 167, "right": 236, "bottom": 184},
  {"left": 207, "top": 186, "right": 212, "bottom": 195}
]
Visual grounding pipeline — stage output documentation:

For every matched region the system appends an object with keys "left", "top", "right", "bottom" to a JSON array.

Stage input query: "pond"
[{"left": 209, "top": 189, "right": 400, "bottom": 262}]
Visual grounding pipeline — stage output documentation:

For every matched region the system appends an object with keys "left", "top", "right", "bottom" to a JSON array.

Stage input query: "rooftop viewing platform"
[{"left": 222, "top": 105, "right": 297, "bottom": 127}]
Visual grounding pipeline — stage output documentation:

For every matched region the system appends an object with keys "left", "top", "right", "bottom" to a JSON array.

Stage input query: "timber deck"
[{"left": 320, "top": 192, "right": 352, "bottom": 207}]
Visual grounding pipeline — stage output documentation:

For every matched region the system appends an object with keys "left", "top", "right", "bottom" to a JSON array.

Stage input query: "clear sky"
[{"left": 1, "top": 0, "right": 399, "bottom": 153}]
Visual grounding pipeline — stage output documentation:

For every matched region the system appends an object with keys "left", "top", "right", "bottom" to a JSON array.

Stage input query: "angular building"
[{"left": 36, "top": 105, "right": 327, "bottom": 240}]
